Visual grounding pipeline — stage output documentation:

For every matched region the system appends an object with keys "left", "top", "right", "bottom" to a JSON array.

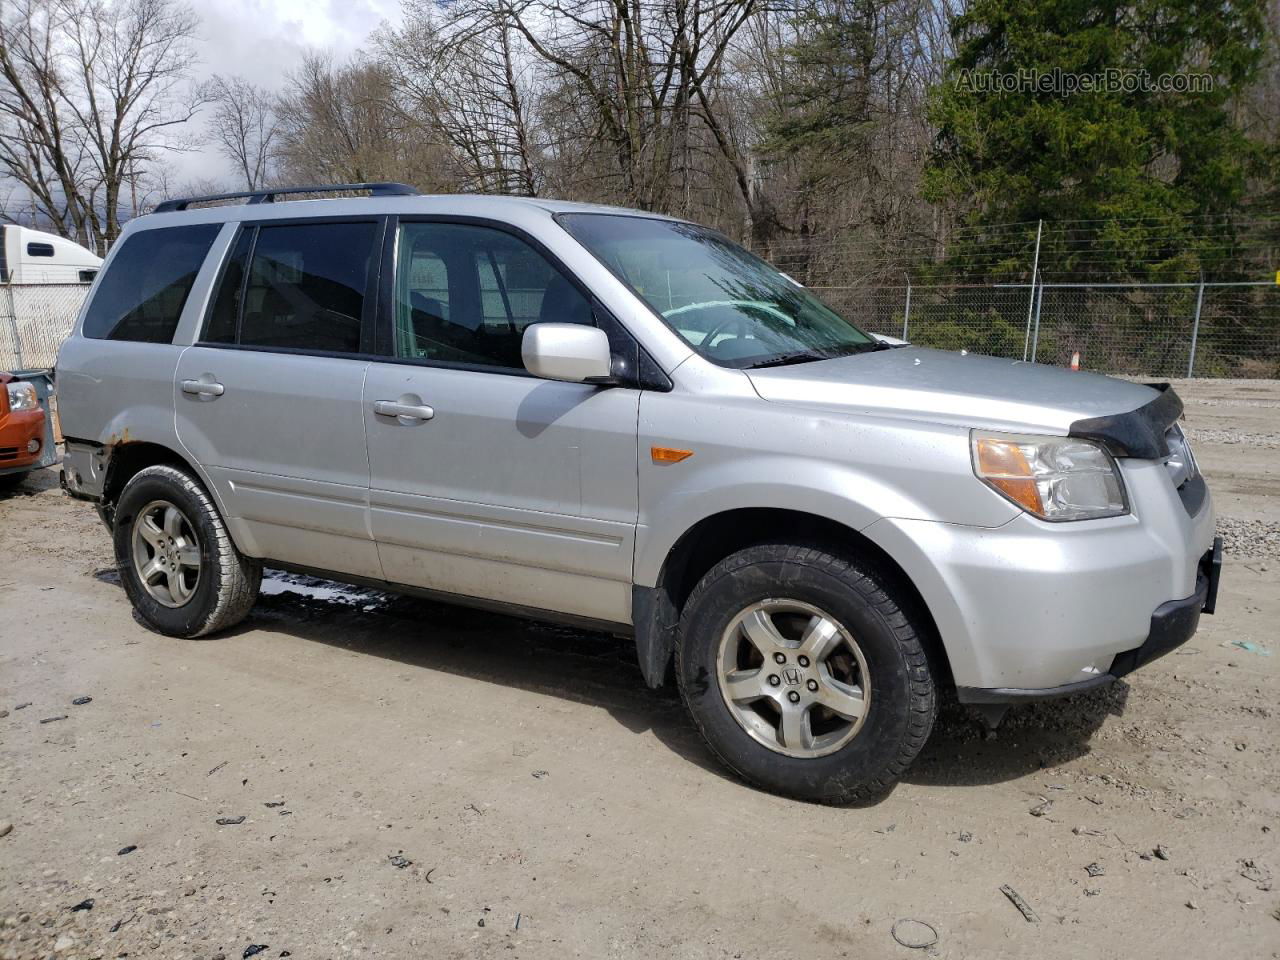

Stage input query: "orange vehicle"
[{"left": 0, "top": 370, "right": 55, "bottom": 490}]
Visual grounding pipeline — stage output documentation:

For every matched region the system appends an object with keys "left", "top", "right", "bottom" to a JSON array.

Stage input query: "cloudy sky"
[{"left": 176, "top": 0, "right": 403, "bottom": 185}]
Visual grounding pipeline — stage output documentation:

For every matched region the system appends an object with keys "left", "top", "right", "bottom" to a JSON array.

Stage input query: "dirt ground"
[{"left": 1, "top": 379, "right": 1277, "bottom": 960}]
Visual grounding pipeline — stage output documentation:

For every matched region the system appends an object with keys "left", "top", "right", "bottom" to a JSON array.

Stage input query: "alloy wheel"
[
  {"left": 130, "top": 499, "right": 201, "bottom": 608},
  {"left": 716, "top": 598, "right": 870, "bottom": 758}
]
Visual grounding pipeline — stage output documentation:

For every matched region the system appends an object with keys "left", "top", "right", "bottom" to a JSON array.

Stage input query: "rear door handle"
[
  {"left": 181, "top": 379, "right": 225, "bottom": 397},
  {"left": 373, "top": 400, "right": 435, "bottom": 421}
]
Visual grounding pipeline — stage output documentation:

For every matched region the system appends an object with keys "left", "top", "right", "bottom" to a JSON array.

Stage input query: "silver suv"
[{"left": 57, "top": 183, "right": 1221, "bottom": 803}]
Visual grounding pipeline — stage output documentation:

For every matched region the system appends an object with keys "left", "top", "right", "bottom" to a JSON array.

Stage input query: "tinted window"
[
  {"left": 238, "top": 222, "right": 374, "bottom": 353},
  {"left": 203, "top": 229, "right": 254, "bottom": 344},
  {"left": 27, "top": 242, "right": 54, "bottom": 257},
  {"left": 83, "top": 225, "right": 220, "bottom": 342},
  {"left": 394, "top": 223, "right": 593, "bottom": 369}
]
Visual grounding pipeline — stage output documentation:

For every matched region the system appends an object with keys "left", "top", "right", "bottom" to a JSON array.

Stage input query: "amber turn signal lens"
[
  {"left": 973, "top": 436, "right": 1044, "bottom": 515},
  {"left": 651, "top": 446, "right": 694, "bottom": 464}
]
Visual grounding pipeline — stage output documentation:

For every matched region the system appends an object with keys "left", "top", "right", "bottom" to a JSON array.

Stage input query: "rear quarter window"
[{"left": 82, "top": 224, "right": 220, "bottom": 343}]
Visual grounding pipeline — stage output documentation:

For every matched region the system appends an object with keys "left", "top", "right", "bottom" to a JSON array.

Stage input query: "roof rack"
[{"left": 153, "top": 182, "right": 419, "bottom": 214}]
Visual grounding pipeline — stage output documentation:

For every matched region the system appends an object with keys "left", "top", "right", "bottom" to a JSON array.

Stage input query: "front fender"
[
  {"left": 634, "top": 465, "right": 919, "bottom": 588},
  {"left": 633, "top": 395, "right": 1019, "bottom": 588}
]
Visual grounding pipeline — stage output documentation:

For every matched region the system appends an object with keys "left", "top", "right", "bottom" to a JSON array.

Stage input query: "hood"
[{"left": 744, "top": 346, "right": 1160, "bottom": 434}]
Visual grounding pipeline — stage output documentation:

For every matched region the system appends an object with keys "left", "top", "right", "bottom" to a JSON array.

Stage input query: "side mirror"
[{"left": 522, "top": 323, "right": 613, "bottom": 384}]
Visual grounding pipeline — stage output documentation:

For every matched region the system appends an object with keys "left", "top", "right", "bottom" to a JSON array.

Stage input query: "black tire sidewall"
[
  {"left": 112, "top": 469, "right": 225, "bottom": 637},
  {"left": 678, "top": 553, "right": 926, "bottom": 802}
]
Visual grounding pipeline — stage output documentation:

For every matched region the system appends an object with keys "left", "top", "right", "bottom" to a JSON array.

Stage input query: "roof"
[{"left": 142, "top": 184, "right": 680, "bottom": 230}]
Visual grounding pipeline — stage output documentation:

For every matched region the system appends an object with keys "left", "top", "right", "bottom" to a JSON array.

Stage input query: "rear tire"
[
  {"left": 676, "top": 542, "right": 936, "bottom": 804},
  {"left": 113, "top": 464, "right": 261, "bottom": 637}
]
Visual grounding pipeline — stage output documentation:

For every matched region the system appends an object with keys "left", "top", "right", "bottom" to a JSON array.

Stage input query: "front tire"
[
  {"left": 676, "top": 543, "right": 936, "bottom": 804},
  {"left": 113, "top": 464, "right": 261, "bottom": 637},
  {"left": 0, "top": 471, "right": 27, "bottom": 493}
]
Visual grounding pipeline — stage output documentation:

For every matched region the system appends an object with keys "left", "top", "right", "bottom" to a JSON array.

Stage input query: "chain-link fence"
[
  {"left": 0, "top": 283, "right": 91, "bottom": 371},
  {"left": 814, "top": 280, "right": 1279, "bottom": 378},
  {"left": 1, "top": 274, "right": 1276, "bottom": 378}
]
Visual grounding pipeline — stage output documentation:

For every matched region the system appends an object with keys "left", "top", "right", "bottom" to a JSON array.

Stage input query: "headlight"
[
  {"left": 6, "top": 381, "right": 38, "bottom": 412},
  {"left": 971, "top": 431, "right": 1128, "bottom": 521}
]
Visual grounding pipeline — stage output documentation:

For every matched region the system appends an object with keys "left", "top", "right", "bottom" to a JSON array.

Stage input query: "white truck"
[{"left": 0, "top": 225, "right": 102, "bottom": 285}]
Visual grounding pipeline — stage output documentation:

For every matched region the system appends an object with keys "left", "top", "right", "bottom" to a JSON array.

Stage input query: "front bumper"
[
  {"left": 958, "top": 537, "right": 1221, "bottom": 704},
  {"left": 0, "top": 407, "right": 50, "bottom": 475},
  {"left": 862, "top": 459, "right": 1217, "bottom": 694}
]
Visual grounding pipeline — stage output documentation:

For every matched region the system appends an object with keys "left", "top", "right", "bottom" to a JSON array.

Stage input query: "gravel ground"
[
  {"left": 1, "top": 378, "right": 1278, "bottom": 960},
  {"left": 1217, "top": 517, "right": 1280, "bottom": 561},
  {"left": 1184, "top": 428, "right": 1280, "bottom": 450}
]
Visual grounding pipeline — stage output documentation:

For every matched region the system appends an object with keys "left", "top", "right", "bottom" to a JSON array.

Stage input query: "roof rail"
[{"left": 152, "top": 182, "right": 419, "bottom": 214}]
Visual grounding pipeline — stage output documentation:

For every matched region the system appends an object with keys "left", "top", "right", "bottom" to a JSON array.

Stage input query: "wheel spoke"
[
  {"left": 166, "top": 569, "right": 193, "bottom": 605},
  {"left": 813, "top": 676, "right": 865, "bottom": 720},
  {"left": 741, "top": 608, "right": 786, "bottom": 657},
  {"left": 138, "top": 514, "right": 164, "bottom": 548},
  {"left": 140, "top": 557, "right": 164, "bottom": 583},
  {"left": 798, "top": 615, "right": 842, "bottom": 662},
  {"left": 176, "top": 545, "right": 200, "bottom": 568},
  {"left": 723, "top": 669, "right": 767, "bottom": 704},
  {"left": 777, "top": 703, "right": 811, "bottom": 751},
  {"left": 162, "top": 505, "right": 183, "bottom": 538}
]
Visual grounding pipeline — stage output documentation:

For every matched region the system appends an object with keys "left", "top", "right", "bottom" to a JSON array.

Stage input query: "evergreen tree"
[{"left": 924, "top": 0, "right": 1270, "bottom": 280}]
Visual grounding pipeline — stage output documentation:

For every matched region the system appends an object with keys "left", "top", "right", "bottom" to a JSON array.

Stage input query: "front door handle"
[
  {"left": 181, "top": 379, "right": 225, "bottom": 397},
  {"left": 373, "top": 400, "right": 435, "bottom": 421}
]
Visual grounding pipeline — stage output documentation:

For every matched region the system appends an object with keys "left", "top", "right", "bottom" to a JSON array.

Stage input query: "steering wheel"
[{"left": 662, "top": 300, "right": 791, "bottom": 355}]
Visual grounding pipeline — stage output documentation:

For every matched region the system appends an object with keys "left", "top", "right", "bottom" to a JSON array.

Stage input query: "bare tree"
[
  {"left": 0, "top": 0, "right": 95, "bottom": 242},
  {"left": 380, "top": 1, "right": 540, "bottom": 195},
  {"left": 510, "top": 0, "right": 760, "bottom": 215},
  {"left": 391, "top": 0, "right": 766, "bottom": 232},
  {"left": 58, "top": 0, "right": 205, "bottom": 243},
  {"left": 204, "top": 75, "right": 282, "bottom": 190},
  {"left": 0, "top": 0, "right": 203, "bottom": 248},
  {"left": 275, "top": 52, "right": 447, "bottom": 189}
]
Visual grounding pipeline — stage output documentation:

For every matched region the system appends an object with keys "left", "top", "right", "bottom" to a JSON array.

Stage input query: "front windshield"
[{"left": 559, "top": 213, "right": 878, "bottom": 368}]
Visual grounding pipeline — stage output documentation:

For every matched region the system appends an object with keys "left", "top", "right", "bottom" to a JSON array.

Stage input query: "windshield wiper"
[
  {"left": 843, "top": 340, "right": 893, "bottom": 353},
  {"left": 745, "top": 340, "right": 892, "bottom": 369},
  {"left": 745, "top": 350, "right": 830, "bottom": 368}
]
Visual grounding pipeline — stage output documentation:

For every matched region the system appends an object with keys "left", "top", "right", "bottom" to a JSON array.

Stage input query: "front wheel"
[
  {"left": 676, "top": 543, "right": 936, "bottom": 804},
  {"left": 0, "top": 471, "right": 27, "bottom": 493},
  {"left": 113, "top": 464, "right": 261, "bottom": 637}
]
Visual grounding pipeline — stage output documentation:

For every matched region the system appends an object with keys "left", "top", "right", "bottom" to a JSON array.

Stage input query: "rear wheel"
[
  {"left": 676, "top": 543, "right": 936, "bottom": 803},
  {"left": 113, "top": 465, "right": 260, "bottom": 637}
]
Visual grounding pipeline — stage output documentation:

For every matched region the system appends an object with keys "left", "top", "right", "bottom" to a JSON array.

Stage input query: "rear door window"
[
  {"left": 202, "top": 221, "right": 378, "bottom": 355},
  {"left": 82, "top": 224, "right": 220, "bottom": 342}
]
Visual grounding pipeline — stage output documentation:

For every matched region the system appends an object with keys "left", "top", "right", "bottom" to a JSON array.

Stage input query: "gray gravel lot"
[
  {"left": 1, "top": 377, "right": 1277, "bottom": 960},
  {"left": 1184, "top": 428, "right": 1280, "bottom": 450},
  {"left": 1217, "top": 516, "right": 1280, "bottom": 561}
]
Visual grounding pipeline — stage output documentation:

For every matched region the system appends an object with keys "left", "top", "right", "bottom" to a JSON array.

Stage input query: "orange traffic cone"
[{"left": 1070, "top": 351, "right": 1080, "bottom": 371}]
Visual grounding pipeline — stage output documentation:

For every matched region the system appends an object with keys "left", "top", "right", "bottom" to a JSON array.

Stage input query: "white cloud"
[{"left": 170, "top": 0, "right": 402, "bottom": 188}]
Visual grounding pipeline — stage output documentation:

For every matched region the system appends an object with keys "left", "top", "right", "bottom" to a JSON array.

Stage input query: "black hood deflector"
[{"left": 1068, "top": 383, "right": 1182, "bottom": 459}]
